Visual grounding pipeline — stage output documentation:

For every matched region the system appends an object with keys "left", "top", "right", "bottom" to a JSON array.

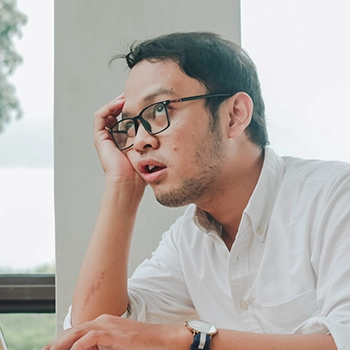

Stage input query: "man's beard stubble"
[{"left": 154, "top": 124, "right": 224, "bottom": 208}]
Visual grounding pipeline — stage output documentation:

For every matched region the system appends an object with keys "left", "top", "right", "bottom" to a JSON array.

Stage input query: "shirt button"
[
  {"left": 256, "top": 226, "right": 263, "bottom": 235},
  {"left": 221, "top": 251, "right": 228, "bottom": 259},
  {"left": 240, "top": 301, "right": 249, "bottom": 310}
]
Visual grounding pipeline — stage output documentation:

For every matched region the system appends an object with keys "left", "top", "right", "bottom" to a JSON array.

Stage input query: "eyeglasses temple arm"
[{"left": 175, "top": 93, "right": 232, "bottom": 103}]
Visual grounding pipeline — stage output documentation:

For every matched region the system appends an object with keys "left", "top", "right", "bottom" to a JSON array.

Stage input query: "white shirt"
[{"left": 65, "top": 147, "right": 350, "bottom": 348}]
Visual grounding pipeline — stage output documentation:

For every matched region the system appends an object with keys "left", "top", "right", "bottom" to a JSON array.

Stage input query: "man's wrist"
[
  {"left": 163, "top": 324, "right": 193, "bottom": 350},
  {"left": 184, "top": 320, "right": 217, "bottom": 350},
  {"left": 103, "top": 180, "right": 144, "bottom": 209}
]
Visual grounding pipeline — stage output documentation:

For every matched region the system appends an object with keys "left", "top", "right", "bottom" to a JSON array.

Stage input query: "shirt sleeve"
[
  {"left": 124, "top": 219, "right": 197, "bottom": 324},
  {"left": 63, "top": 304, "right": 130, "bottom": 330},
  {"left": 63, "top": 305, "right": 72, "bottom": 329},
  {"left": 63, "top": 221, "right": 196, "bottom": 329},
  {"left": 293, "top": 316, "right": 350, "bottom": 350},
  {"left": 294, "top": 167, "right": 350, "bottom": 349}
]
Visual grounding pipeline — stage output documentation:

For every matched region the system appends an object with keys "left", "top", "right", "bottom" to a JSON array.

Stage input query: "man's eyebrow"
[
  {"left": 121, "top": 89, "right": 177, "bottom": 118},
  {"left": 142, "top": 88, "right": 177, "bottom": 103},
  {"left": 120, "top": 112, "right": 130, "bottom": 119}
]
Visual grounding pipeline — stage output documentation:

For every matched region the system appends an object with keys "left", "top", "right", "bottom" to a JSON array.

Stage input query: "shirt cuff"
[
  {"left": 293, "top": 316, "right": 350, "bottom": 350},
  {"left": 121, "top": 290, "right": 147, "bottom": 322},
  {"left": 63, "top": 291, "right": 145, "bottom": 330},
  {"left": 63, "top": 305, "right": 72, "bottom": 330}
]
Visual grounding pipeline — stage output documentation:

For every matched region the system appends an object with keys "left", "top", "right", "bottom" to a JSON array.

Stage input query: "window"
[
  {"left": 0, "top": 1, "right": 55, "bottom": 348},
  {"left": 0, "top": 0, "right": 54, "bottom": 273},
  {"left": 241, "top": 0, "right": 350, "bottom": 162}
]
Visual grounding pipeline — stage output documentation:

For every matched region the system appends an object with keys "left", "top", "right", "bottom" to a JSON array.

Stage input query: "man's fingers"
[
  {"left": 42, "top": 324, "right": 100, "bottom": 350},
  {"left": 94, "top": 95, "right": 125, "bottom": 132},
  {"left": 41, "top": 328, "right": 73, "bottom": 350},
  {"left": 70, "top": 330, "right": 112, "bottom": 350}
]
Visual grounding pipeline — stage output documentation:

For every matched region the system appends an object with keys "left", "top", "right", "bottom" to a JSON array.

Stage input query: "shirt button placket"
[
  {"left": 240, "top": 301, "right": 249, "bottom": 310},
  {"left": 256, "top": 226, "right": 263, "bottom": 235},
  {"left": 227, "top": 221, "right": 264, "bottom": 333}
]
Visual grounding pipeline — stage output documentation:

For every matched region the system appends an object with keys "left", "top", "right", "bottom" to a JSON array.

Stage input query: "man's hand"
[
  {"left": 70, "top": 96, "right": 147, "bottom": 325},
  {"left": 42, "top": 315, "right": 338, "bottom": 350},
  {"left": 42, "top": 315, "right": 190, "bottom": 350},
  {"left": 94, "top": 95, "right": 145, "bottom": 191}
]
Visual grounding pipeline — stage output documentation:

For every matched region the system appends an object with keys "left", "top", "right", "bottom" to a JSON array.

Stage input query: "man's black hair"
[{"left": 112, "top": 31, "right": 269, "bottom": 147}]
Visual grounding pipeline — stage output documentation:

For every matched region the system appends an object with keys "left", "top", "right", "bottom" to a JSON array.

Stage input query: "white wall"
[{"left": 54, "top": 0, "right": 241, "bottom": 330}]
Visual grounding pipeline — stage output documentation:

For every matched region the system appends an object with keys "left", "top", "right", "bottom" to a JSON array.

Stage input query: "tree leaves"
[{"left": 0, "top": 0, "right": 27, "bottom": 132}]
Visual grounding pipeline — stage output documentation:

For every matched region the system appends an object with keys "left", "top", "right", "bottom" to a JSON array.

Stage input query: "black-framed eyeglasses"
[{"left": 108, "top": 93, "right": 232, "bottom": 150}]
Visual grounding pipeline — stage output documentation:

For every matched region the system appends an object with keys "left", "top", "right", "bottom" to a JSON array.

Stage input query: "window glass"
[
  {"left": 0, "top": 0, "right": 54, "bottom": 273},
  {"left": 241, "top": 0, "right": 350, "bottom": 162},
  {"left": 0, "top": 313, "right": 55, "bottom": 349}
]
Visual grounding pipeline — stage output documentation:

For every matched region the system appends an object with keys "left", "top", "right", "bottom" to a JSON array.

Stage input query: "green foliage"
[
  {"left": 0, "top": 0, "right": 27, "bottom": 132},
  {"left": 0, "top": 263, "right": 57, "bottom": 349},
  {"left": 0, "top": 262, "right": 56, "bottom": 274},
  {"left": 0, "top": 313, "right": 56, "bottom": 350}
]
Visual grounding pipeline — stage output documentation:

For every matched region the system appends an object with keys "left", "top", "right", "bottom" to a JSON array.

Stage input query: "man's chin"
[
  {"left": 154, "top": 194, "right": 188, "bottom": 208},
  {"left": 153, "top": 189, "right": 197, "bottom": 208}
]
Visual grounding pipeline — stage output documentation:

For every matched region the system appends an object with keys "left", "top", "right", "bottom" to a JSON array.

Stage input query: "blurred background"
[{"left": 0, "top": 0, "right": 349, "bottom": 348}]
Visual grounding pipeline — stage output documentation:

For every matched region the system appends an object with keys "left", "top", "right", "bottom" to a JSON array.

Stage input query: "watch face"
[{"left": 187, "top": 320, "right": 217, "bottom": 335}]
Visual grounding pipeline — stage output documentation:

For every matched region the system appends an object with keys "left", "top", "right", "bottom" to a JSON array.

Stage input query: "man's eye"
[
  {"left": 119, "top": 120, "right": 134, "bottom": 132},
  {"left": 154, "top": 104, "right": 166, "bottom": 117},
  {"left": 125, "top": 121, "right": 134, "bottom": 130}
]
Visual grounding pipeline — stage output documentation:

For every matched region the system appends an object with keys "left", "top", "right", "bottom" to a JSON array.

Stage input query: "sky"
[{"left": 0, "top": 0, "right": 350, "bottom": 270}]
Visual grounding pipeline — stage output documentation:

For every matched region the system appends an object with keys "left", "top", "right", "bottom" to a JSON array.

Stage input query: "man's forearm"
[
  {"left": 176, "top": 326, "right": 337, "bottom": 350},
  {"left": 209, "top": 329, "right": 337, "bottom": 350},
  {"left": 43, "top": 317, "right": 339, "bottom": 350},
  {"left": 71, "top": 182, "right": 143, "bottom": 325}
]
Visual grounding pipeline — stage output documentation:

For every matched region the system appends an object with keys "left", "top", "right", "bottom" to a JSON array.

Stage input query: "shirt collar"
[
  {"left": 193, "top": 208, "right": 221, "bottom": 235},
  {"left": 192, "top": 147, "right": 285, "bottom": 242},
  {"left": 243, "top": 147, "right": 285, "bottom": 242}
]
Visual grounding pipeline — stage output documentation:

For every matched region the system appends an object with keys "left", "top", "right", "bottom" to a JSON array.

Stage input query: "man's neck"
[{"left": 198, "top": 146, "right": 265, "bottom": 250}]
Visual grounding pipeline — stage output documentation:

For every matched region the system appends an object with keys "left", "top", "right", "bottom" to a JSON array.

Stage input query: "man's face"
[{"left": 124, "top": 60, "right": 227, "bottom": 207}]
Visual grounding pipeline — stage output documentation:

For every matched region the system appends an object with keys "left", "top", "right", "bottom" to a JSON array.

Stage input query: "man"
[{"left": 44, "top": 32, "right": 350, "bottom": 349}]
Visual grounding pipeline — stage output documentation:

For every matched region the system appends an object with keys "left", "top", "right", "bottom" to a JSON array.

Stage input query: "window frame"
[{"left": 0, "top": 274, "right": 55, "bottom": 313}]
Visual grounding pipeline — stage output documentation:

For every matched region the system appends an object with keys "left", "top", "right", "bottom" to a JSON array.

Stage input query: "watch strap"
[{"left": 190, "top": 332, "right": 211, "bottom": 350}]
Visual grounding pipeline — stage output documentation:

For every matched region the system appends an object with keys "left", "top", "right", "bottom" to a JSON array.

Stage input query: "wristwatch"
[{"left": 185, "top": 319, "right": 217, "bottom": 350}]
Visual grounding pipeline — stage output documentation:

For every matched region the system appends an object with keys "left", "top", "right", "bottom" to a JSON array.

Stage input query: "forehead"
[{"left": 123, "top": 60, "right": 206, "bottom": 111}]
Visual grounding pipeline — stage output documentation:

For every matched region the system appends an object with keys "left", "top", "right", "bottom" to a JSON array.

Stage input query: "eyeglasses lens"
[{"left": 111, "top": 103, "right": 169, "bottom": 150}]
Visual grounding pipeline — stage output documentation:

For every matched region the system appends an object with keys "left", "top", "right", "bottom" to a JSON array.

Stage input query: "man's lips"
[{"left": 138, "top": 159, "right": 167, "bottom": 175}]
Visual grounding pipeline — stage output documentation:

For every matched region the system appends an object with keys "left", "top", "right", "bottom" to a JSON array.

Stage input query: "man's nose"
[{"left": 133, "top": 121, "right": 159, "bottom": 151}]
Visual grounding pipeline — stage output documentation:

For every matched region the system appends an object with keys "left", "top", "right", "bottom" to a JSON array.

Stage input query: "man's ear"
[{"left": 225, "top": 92, "right": 253, "bottom": 138}]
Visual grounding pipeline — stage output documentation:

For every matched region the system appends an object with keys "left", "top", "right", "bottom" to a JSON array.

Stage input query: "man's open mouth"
[{"left": 145, "top": 165, "right": 164, "bottom": 173}]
